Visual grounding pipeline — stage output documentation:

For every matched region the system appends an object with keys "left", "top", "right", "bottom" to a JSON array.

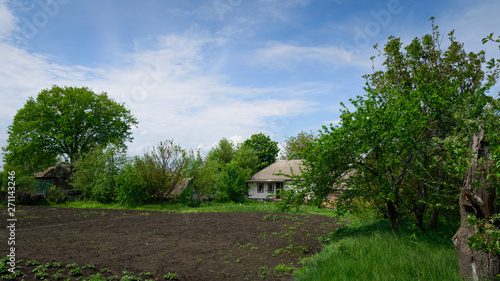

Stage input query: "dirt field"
[{"left": 0, "top": 206, "right": 341, "bottom": 280}]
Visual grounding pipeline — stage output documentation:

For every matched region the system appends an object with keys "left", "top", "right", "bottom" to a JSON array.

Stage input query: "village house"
[
  {"left": 34, "top": 163, "right": 72, "bottom": 191},
  {"left": 247, "top": 160, "right": 304, "bottom": 201}
]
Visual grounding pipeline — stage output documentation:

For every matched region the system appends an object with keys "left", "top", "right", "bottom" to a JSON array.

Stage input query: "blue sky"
[{"left": 1, "top": 0, "right": 499, "bottom": 161}]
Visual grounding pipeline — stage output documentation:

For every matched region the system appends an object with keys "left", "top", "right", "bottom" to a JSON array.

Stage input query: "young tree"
[
  {"left": 243, "top": 133, "right": 279, "bottom": 170},
  {"left": 70, "top": 144, "right": 128, "bottom": 203},
  {"left": 282, "top": 131, "right": 315, "bottom": 160},
  {"left": 3, "top": 85, "right": 138, "bottom": 174},
  {"left": 133, "top": 140, "right": 188, "bottom": 202}
]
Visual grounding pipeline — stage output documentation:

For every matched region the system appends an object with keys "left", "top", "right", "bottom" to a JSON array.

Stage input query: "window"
[
  {"left": 258, "top": 183, "right": 264, "bottom": 193},
  {"left": 276, "top": 182, "right": 283, "bottom": 198},
  {"left": 268, "top": 183, "right": 274, "bottom": 193}
]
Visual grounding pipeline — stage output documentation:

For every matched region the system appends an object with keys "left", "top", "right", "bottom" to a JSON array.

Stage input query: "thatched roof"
[
  {"left": 247, "top": 160, "right": 304, "bottom": 183},
  {"left": 34, "top": 164, "right": 71, "bottom": 180}
]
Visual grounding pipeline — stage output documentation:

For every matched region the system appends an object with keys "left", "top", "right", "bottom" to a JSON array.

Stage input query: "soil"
[{"left": 0, "top": 206, "right": 341, "bottom": 280}]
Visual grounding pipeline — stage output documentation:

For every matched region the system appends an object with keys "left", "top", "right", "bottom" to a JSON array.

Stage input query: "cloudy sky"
[{"left": 1, "top": 0, "right": 499, "bottom": 160}]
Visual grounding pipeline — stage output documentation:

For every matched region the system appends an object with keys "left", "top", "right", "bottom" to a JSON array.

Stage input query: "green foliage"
[
  {"left": 281, "top": 20, "right": 500, "bottom": 232},
  {"left": 3, "top": 85, "right": 137, "bottom": 174},
  {"left": 132, "top": 139, "right": 188, "bottom": 203},
  {"left": 483, "top": 32, "right": 500, "bottom": 50},
  {"left": 215, "top": 159, "right": 253, "bottom": 202},
  {"left": 467, "top": 214, "right": 500, "bottom": 255},
  {"left": 71, "top": 144, "right": 128, "bottom": 203},
  {"left": 243, "top": 133, "right": 279, "bottom": 170},
  {"left": 187, "top": 138, "right": 258, "bottom": 202},
  {"left": 115, "top": 162, "right": 149, "bottom": 205},
  {"left": 282, "top": 130, "right": 315, "bottom": 160}
]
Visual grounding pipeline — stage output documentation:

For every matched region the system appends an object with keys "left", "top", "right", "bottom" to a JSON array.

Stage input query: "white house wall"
[{"left": 248, "top": 182, "right": 295, "bottom": 200}]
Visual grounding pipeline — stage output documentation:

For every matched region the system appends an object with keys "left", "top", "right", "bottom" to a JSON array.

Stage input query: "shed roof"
[
  {"left": 247, "top": 160, "right": 304, "bottom": 183},
  {"left": 170, "top": 177, "right": 193, "bottom": 196},
  {"left": 34, "top": 164, "right": 71, "bottom": 179}
]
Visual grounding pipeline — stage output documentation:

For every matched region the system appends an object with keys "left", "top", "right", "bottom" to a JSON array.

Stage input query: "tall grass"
[{"left": 295, "top": 219, "right": 463, "bottom": 281}]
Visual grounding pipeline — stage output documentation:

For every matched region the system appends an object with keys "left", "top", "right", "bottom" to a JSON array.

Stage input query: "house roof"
[
  {"left": 34, "top": 164, "right": 71, "bottom": 179},
  {"left": 247, "top": 160, "right": 304, "bottom": 183},
  {"left": 170, "top": 177, "right": 193, "bottom": 196}
]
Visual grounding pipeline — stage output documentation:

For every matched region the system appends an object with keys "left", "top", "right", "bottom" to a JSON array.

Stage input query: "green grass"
[
  {"left": 54, "top": 200, "right": 344, "bottom": 217},
  {"left": 295, "top": 218, "right": 463, "bottom": 281}
]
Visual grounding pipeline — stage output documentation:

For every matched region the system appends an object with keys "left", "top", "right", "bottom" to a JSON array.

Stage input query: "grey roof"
[
  {"left": 248, "top": 160, "right": 304, "bottom": 182},
  {"left": 34, "top": 164, "right": 71, "bottom": 179},
  {"left": 170, "top": 177, "right": 193, "bottom": 196}
]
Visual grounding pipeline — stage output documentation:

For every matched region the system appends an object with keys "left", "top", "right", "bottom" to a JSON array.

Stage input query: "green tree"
[
  {"left": 206, "top": 138, "right": 235, "bottom": 167},
  {"left": 243, "top": 133, "right": 279, "bottom": 170},
  {"left": 133, "top": 139, "right": 188, "bottom": 202},
  {"left": 282, "top": 20, "right": 500, "bottom": 232},
  {"left": 3, "top": 85, "right": 138, "bottom": 174},
  {"left": 70, "top": 144, "right": 128, "bottom": 203},
  {"left": 282, "top": 131, "right": 315, "bottom": 160}
]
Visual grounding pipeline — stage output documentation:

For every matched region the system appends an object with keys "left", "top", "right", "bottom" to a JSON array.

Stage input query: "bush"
[
  {"left": 115, "top": 162, "right": 149, "bottom": 205},
  {"left": 71, "top": 145, "right": 127, "bottom": 203}
]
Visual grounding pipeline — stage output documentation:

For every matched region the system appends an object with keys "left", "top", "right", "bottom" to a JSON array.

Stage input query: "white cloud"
[
  {"left": 0, "top": 0, "right": 18, "bottom": 40},
  {"left": 0, "top": 31, "right": 320, "bottom": 161},
  {"left": 253, "top": 42, "right": 371, "bottom": 71}
]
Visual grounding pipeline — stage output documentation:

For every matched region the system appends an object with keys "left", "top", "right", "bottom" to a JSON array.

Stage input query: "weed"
[
  {"left": 258, "top": 266, "right": 271, "bottom": 279},
  {"left": 100, "top": 268, "right": 111, "bottom": 273},
  {"left": 251, "top": 247, "right": 259, "bottom": 250},
  {"left": 235, "top": 258, "right": 241, "bottom": 263},
  {"left": 296, "top": 245, "right": 309, "bottom": 254},
  {"left": 240, "top": 243, "right": 251, "bottom": 248},
  {"left": 274, "top": 263, "right": 295, "bottom": 276},
  {"left": 262, "top": 214, "right": 279, "bottom": 221},
  {"left": 139, "top": 272, "right": 154, "bottom": 277}
]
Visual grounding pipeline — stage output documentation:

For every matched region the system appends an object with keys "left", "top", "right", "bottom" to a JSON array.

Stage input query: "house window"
[
  {"left": 268, "top": 183, "right": 274, "bottom": 193},
  {"left": 257, "top": 183, "right": 264, "bottom": 193},
  {"left": 276, "top": 182, "right": 283, "bottom": 198}
]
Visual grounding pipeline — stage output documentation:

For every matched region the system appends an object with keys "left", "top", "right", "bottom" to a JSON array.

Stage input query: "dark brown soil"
[{"left": 0, "top": 206, "right": 341, "bottom": 280}]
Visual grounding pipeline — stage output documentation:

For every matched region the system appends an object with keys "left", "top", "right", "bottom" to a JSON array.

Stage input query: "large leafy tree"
[
  {"left": 243, "top": 133, "right": 279, "bottom": 170},
  {"left": 282, "top": 130, "right": 315, "bottom": 160},
  {"left": 282, "top": 20, "right": 500, "bottom": 232},
  {"left": 3, "top": 85, "right": 138, "bottom": 173}
]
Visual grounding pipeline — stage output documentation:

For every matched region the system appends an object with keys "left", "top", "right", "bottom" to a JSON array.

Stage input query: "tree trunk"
[
  {"left": 429, "top": 211, "right": 439, "bottom": 230},
  {"left": 453, "top": 128, "right": 500, "bottom": 280},
  {"left": 387, "top": 199, "right": 399, "bottom": 232},
  {"left": 416, "top": 183, "right": 427, "bottom": 230},
  {"left": 415, "top": 203, "right": 426, "bottom": 230}
]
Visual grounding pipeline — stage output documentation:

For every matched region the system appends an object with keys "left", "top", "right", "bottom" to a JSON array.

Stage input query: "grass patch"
[
  {"left": 295, "top": 218, "right": 463, "bottom": 281},
  {"left": 55, "top": 200, "right": 346, "bottom": 217}
]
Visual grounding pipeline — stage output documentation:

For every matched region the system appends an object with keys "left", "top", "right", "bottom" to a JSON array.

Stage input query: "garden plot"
[{"left": 0, "top": 206, "right": 340, "bottom": 280}]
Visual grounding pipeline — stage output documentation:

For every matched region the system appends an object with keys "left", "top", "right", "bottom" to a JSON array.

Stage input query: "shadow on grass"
[{"left": 320, "top": 216, "right": 460, "bottom": 249}]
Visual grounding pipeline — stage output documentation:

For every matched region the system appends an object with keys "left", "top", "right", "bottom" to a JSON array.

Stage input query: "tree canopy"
[
  {"left": 3, "top": 85, "right": 138, "bottom": 173},
  {"left": 282, "top": 130, "right": 315, "bottom": 160},
  {"left": 243, "top": 133, "right": 279, "bottom": 170},
  {"left": 280, "top": 20, "right": 500, "bottom": 232}
]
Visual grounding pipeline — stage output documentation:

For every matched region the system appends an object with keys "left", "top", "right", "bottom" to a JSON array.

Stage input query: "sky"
[{"left": 1, "top": 0, "right": 499, "bottom": 162}]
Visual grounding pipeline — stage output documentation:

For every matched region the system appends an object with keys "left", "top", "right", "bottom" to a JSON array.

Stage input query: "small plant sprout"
[{"left": 164, "top": 272, "right": 178, "bottom": 280}]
